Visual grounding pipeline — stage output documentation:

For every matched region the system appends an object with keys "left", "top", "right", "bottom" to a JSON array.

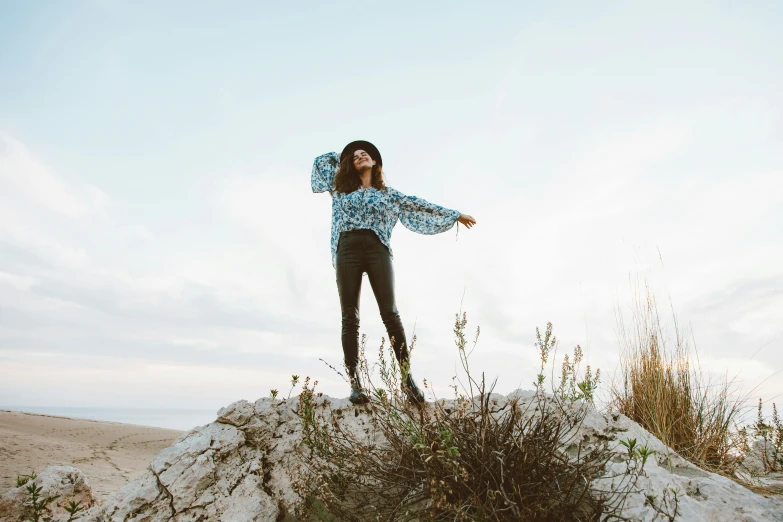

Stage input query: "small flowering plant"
[{"left": 289, "top": 313, "right": 651, "bottom": 521}]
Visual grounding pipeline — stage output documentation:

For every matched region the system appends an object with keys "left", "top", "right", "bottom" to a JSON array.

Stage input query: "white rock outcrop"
[
  {"left": 0, "top": 465, "right": 98, "bottom": 522},
  {"left": 743, "top": 437, "right": 783, "bottom": 476},
  {"left": 5, "top": 392, "right": 783, "bottom": 521}
]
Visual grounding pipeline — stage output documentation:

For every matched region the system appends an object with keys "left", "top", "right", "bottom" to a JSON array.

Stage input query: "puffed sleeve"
[
  {"left": 393, "top": 188, "right": 461, "bottom": 234},
  {"left": 311, "top": 152, "right": 340, "bottom": 193}
]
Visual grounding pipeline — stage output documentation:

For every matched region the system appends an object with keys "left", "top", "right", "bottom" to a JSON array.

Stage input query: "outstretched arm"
[
  {"left": 311, "top": 151, "right": 340, "bottom": 193},
  {"left": 395, "top": 189, "right": 461, "bottom": 234}
]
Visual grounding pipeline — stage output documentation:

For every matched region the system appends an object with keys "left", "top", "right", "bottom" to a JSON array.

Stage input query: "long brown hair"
[{"left": 333, "top": 152, "right": 387, "bottom": 194}]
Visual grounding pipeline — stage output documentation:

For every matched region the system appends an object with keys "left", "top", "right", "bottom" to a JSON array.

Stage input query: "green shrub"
[
  {"left": 292, "top": 313, "right": 650, "bottom": 521},
  {"left": 742, "top": 398, "right": 783, "bottom": 473}
]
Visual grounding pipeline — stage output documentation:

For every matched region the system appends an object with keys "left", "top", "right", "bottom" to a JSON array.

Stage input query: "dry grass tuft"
[{"left": 611, "top": 276, "right": 748, "bottom": 475}]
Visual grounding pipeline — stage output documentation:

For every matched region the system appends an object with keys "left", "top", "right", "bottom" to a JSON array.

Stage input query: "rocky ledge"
[{"left": 2, "top": 392, "right": 782, "bottom": 521}]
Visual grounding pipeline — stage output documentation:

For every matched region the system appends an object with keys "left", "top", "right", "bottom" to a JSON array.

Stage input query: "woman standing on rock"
[{"left": 311, "top": 140, "right": 477, "bottom": 405}]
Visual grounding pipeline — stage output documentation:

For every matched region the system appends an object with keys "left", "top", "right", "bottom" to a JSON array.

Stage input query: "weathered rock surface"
[
  {"left": 4, "top": 392, "right": 783, "bottom": 521},
  {"left": 743, "top": 437, "right": 782, "bottom": 476},
  {"left": 78, "top": 396, "right": 324, "bottom": 521},
  {"left": 737, "top": 437, "right": 783, "bottom": 495},
  {"left": 0, "top": 465, "right": 98, "bottom": 521}
]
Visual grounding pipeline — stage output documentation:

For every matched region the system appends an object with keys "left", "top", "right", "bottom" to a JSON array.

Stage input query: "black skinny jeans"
[{"left": 335, "top": 228, "right": 409, "bottom": 371}]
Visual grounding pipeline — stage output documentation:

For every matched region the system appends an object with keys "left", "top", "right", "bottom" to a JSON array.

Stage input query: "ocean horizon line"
[{"left": 0, "top": 405, "right": 221, "bottom": 431}]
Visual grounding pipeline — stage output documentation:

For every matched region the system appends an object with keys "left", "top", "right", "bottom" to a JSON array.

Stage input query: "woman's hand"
[{"left": 457, "top": 214, "right": 476, "bottom": 229}]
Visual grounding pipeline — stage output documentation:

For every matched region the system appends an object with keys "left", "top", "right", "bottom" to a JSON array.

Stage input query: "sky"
[{"left": 0, "top": 1, "right": 781, "bottom": 416}]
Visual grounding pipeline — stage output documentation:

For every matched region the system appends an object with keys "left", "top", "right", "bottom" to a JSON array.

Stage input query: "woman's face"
[{"left": 352, "top": 149, "right": 375, "bottom": 170}]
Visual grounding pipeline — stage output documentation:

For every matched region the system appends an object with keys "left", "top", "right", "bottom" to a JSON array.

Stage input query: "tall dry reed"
[{"left": 611, "top": 276, "right": 747, "bottom": 474}]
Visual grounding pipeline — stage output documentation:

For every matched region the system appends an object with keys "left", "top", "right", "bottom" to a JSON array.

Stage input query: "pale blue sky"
[{"left": 1, "top": 1, "right": 781, "bottom": 413}]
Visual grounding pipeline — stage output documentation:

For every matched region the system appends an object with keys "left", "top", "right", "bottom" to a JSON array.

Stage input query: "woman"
[{"left": 311, "top": 140, "right": 477, "bottom": 405}]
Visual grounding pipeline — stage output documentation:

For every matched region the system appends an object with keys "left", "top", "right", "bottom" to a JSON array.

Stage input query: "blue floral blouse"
[{"left": 311, "top": 151, "right": 461, "bottom": 268}]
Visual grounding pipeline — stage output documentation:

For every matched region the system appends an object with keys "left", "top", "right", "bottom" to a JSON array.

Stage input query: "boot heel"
[
  {"left": 348, "top": 369, "right": 371, "bottom": 405},
  {"left": 404, "top": 374, "right": 425, "bottom": 405}
]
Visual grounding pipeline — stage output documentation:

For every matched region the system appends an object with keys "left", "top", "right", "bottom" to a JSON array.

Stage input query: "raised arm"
[
  {"left": 311, "top": 151, "right": 340, "bottom": 193},
  {"left": 391, "top": 187, "right": 461, "bottom": 234}
]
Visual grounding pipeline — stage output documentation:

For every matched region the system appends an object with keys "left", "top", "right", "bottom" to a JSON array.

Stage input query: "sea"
[{"left": 0, "top": 406, "right": 219, "bottom": 431}]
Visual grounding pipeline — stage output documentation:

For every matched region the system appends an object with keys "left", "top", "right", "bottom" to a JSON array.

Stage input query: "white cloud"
[
  {"left": 0, "top": 271, "right": 37, "bottom": 291},
  {"left": 0, "top": 134, "right": 89, "bottom": 218},
  {"left": 1, "top": 0, "right": 781, "bottom": 413}
]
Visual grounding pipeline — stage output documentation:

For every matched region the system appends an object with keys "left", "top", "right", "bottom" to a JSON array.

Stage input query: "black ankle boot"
[
  {"left": 403, "top": 373, "right": 425, "bottom": 405},
  {"left": 348, "top": 368, "right": 370, "bottom": 405}
]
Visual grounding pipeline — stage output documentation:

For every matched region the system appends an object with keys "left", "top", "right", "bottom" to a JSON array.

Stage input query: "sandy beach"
[{"left": 0, "top": 410, "right": 184, "bottom": 500}]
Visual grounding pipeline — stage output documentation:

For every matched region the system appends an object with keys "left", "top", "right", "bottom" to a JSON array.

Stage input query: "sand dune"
[{"left": 0, "top": 410, "right": 183, "bottom": 500}]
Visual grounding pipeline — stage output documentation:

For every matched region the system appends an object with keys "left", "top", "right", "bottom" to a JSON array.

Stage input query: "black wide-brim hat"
[{"left": 341, "top": 140, "right": 382, "bottom": 166}]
